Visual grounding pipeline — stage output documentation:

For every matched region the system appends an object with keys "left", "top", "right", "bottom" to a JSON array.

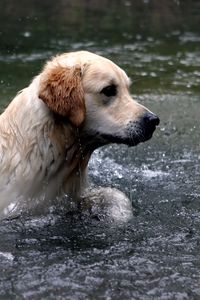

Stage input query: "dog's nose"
[{"left": 143, "top": 112, "right": 160, "bottom": 127}]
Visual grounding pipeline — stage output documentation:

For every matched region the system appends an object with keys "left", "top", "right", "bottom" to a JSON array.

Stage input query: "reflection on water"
[
  {"left": 0, "top": 0, "right": 200, "bottom": 100},
  {"left": 0, "top": 0, "right": 199, "bottom": 52},
  {"left": 0, "top": 0, "right": 200, "bottom": 299}
]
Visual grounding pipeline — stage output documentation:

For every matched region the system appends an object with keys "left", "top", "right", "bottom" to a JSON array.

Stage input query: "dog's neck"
[{"left": 45, "top": 114, "right": 95, "bottom": 199}]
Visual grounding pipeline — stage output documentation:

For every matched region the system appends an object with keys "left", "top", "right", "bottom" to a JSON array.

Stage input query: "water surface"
[{"left": 0, "top": 1, "right": 200, "bottom": 299}]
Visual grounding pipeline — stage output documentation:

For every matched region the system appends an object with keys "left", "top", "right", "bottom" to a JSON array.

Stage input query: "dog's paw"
[{"left": 79, "top": 187, "right": 134, "bottom": 222}]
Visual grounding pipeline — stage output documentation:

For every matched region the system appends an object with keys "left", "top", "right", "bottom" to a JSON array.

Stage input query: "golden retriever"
[{"left": 0, "top": 51, "right": 159, "bottom": 217}]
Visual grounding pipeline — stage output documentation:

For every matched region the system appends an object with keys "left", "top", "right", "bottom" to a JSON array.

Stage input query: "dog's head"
[{"left": 39, "top": 51, "right": 159, "bottom": 148}]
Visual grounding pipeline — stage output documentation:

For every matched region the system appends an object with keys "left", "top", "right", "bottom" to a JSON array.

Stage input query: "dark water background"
[{"left": 0, "top": 0, "right": 200, "bottom": 299}]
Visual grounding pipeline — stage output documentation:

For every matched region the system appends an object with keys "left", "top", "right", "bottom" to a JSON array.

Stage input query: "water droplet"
[
  {"left": 22, "top": 31, "right": 31, "bottom": 38},
  {"left": 150, "top": 72, "right": 157, "bottom": 77}
]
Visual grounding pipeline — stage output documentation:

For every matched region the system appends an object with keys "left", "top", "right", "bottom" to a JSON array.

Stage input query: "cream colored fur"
[{"left": 0, "top": 51, "right": 157, "bottom": 218}]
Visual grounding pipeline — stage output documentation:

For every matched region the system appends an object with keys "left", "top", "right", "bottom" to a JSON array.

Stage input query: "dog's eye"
[{"left": 100, "top": 85, "right": 117, "bottom": 97}]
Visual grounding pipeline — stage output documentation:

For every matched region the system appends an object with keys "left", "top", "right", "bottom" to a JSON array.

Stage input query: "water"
[{"left": 0, "top": 0, "right": 200, "bottom": 299}]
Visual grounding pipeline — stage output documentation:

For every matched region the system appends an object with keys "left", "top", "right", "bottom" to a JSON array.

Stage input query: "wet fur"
[{"left": 0, "top": 51, "right": 157, "bottom": 217}]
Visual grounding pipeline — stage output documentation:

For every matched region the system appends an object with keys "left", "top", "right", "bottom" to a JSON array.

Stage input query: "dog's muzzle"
[
  {"left": 126, "top": 112, "right": 160, "bottom": 146},
  {"left": 83, "top": 112, "right": 160, "bottom": 148}
]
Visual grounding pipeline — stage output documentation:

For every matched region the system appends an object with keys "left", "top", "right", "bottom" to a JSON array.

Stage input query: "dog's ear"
[{"left": 39, "top": 65, "right": 85, "bottom": 127}]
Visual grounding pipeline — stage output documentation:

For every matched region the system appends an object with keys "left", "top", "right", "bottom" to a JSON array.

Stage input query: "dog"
[{"left": 0, "top": 51, "right": 159, "bottom": 217}]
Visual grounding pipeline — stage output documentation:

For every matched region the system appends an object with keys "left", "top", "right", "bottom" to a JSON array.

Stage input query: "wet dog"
[{"left": 0, "top": 51, "right": 159, "bottom": 217}]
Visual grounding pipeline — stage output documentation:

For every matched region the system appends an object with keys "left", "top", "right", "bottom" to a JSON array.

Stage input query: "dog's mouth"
[
  {"left": 101, "top": 133, "right": 149, "bottom": 147},
  {"left": 81, "top": 114, "right": 159, "bottom": 149},
  {"left": 99, "top": 120, "right": 158, "bottom": 147}
]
